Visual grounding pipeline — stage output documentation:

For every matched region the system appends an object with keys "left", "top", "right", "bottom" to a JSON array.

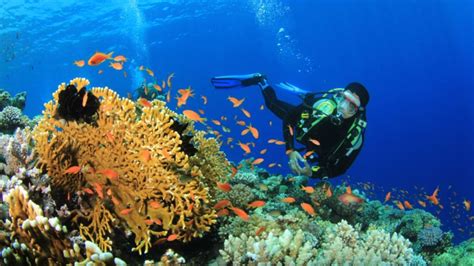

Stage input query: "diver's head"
[
  {"left": 330, "top": 82, "right": 368, "bottom": 125},
  {"left": 337, "top": 82, "right": 369, "bottom": 118}
]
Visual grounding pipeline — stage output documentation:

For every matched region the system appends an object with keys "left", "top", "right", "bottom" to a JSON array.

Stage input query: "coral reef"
[
  {"left": 1, "top": 186, "right": 82, "bottom": 264},
  {"left": 0, "top": 127, "right": 35, "bottom": 175},
  {"left": 0, "top": 88, "right": 26, "bottom": 111},
  {"left": 316, "top": 220, "right": 421, "bottom": 265},
  {"left": 219, "top": 229, "right": 318, "bottom": 265},
  {"left": 0, "top": 106, "right": 29, "bottom": 134},
  {"left": 31, "top": 78, "right": 229, "bottom": 254},
  {"left": 431, "top": 238, "right": 474, "bottom": 266}
]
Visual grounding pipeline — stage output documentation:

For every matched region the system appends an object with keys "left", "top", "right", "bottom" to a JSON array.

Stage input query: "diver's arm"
[{"left": 324, "top": 138, "right": 364, "bottom": 178}]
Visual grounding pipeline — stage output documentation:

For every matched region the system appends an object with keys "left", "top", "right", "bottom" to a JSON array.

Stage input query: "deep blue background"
[{"left": 1, "top": 0, "right": 472, "bottom": 242}]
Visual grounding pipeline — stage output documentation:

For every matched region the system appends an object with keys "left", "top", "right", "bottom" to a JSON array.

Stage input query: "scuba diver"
[{"left": 211, "top": 73, "right": 369, "bottom": 179}]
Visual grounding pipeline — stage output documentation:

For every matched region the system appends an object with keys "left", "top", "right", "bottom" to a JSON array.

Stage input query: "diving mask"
[{"left": 334, "top": 91, "right": 361, "bottom": 117}]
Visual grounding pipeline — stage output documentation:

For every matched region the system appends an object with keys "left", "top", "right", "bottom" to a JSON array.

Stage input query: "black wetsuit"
[{"left": 261, "top": 86, "right": 365, "bottom": 178}]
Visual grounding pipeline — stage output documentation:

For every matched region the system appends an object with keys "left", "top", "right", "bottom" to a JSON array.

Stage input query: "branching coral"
[
  {"left": 1, "top": 186, "right": 82, "bottom": 264},
  {"left": 219, "top": 228, "right": 318, "bottom": 265},
  {"left": 316, "top": 220, "right": 420, "bottom": 265},
  {"left": 32, "top": 78, "right": 228, "bottom": 254},
  {"left": 0, "top": 127, "right": 35, "bottom": 175}
]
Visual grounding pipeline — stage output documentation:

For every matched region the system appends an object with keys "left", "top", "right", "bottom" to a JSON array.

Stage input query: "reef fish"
[
  {"left": 248, "top": 200, "right": 266, "bottom": 208},
  {"left": 300, "top": 202, "right": 316, "bottom": 216},
  {"left": 74, "top": 60, "right": 85, "bottom": 67},
  {"left": 338, "top": 186, "right": 364, "bottom": 205},
  {"left": 227, "top": 96, "right": 245, "bottom": 107},
  {"left": 426, "top": 186, "right": 440, "bottom": 205},
  {"left": 230, "top": 207, "right": 249, "bottom": 221},
  {"left": 88, "top": 51, "right": 113, "bottom": 66}
]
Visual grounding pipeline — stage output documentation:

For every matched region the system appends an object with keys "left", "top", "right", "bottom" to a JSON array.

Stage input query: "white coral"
[
  {"left": 219, "top": 229, "right": 318, "bottom": 265},
  {"left": 317, "top": 220, "right": 418, "bottom": 265}
]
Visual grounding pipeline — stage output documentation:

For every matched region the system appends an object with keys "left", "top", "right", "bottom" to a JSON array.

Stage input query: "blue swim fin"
[{"left": 211, "top": 73, "right": 265, "bottom": 89}]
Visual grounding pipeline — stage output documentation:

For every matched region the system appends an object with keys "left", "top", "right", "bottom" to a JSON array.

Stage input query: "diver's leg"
[{"left": 259, "top": 80, "right": 297, "bottom": 121}]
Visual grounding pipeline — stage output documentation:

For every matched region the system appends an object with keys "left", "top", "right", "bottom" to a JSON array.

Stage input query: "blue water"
[{"left": 1, "top": 0, "right": 473, "bottom": 243}]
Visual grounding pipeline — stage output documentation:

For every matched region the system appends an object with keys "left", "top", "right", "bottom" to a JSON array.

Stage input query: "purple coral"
[{"left": 418, "top": 226, "right": 443, "bottom": 247}]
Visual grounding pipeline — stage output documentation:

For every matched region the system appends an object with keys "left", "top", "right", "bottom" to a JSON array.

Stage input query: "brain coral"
[{"left": 32, "top": 78, "right": 230, "bottom": 254}]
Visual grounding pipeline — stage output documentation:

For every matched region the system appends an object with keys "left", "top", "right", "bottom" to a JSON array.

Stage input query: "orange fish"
[
  {"left": 120, "top": 208, "right": 133, "bottom": 215},
  {"left": 403, "top": 200, "right": 413, "bottom": 209},
  {"left": 199, "top": 109, "right": 205, "bottom": 115},
  {"left": 464, "top": 200, "right": 471, "bottom": 211},
  {"left": 161, "top": 148, "right": 172, "bottom": 160},
  {"left": 212, "top": 120, "right": 222, "bottom": 126},
  {"left": 201, "top": 95, "right": 207, "bottom": 104},
  {"left": 248, "top": 200, "right": 266, "bottom": 208},
  {"left": 227, "top": 96, "right": 245, "bottom": 107},
  {"left": 252, "top": 158, "right": 264, "bottom": 165},
  {"left": 325, "top": 186, "right": 333, "bottom": 197},
  {"left": 287, "top": 125, "right": 294, "bottom": 136},
  {"left": 418, "top": 200, "right": 427, "bottom": 207},
  {"left": 384, "top": 192, "right": 391, "bottom": 203},
  {"left": 281, "top": 197, "right": 296, "bottom": 203},
  {"left": 236, "top": 120, "right": 246, "bottom": 126},
  {"left": 141, "top": 149, "right": 151, "bottom": 162},
  {"left": 74, "top": 60, "right": 85, "bottom": 67},
  {"left": 144, "top": 219, "right": 154, "bottom": 226},
  {"left": 109, "top": 62, "right": 123, "bottom": 70},
  {"left": 105, "top": 131, "right": 115, "bottom": 143},
  {"left": 183, "top": 110, "right": 205, "bottom": 123},
  {"left": 88, "top": 51, "right": 113, "bottom": 66},
  {"left": 83, "top": 187, "right": 94, "bottom": 195},
  {"left": 92, "top": 182, "right": 104, "bottom": 199},
  {"left": 301, "top": 185, "right": 315, "bottom": 194},
  {"left": 64, "top": 166, "right": 81, "bottom": 174},
  {"left": 145, "top": 68, "right": 154, "bottom": 77},
  {"left": 241, "top": 108, "right": 251, "bottom": 118},
  {"left": 138, "top": 98, "right": 152, "bottom": 108},
  {"left": 237, "top": 142, "right": 251, "bottom": 154},
  {"left": 300, "top": 202, "right": 315, "bottom": 216},
  {"left": 97, "top": 169, "right": 119, "bottom": 181},
  {"left": 241, "top": 128, "right": 249, "bottom": 136},
  {"left": 167, "top": 73, "right": 174, "bottom": 88},
  {"left": 167, "top": 234, "right": 178, "bottom": 241},
  {"left": 247, "top": 125, "right": 259, "bottom": 139},
  {"left": 217, "top": 208, "right": 229, "bottom": 217},
  {"left": 213, "top": 199, "right": 231, "bottom": 209},
  {"left": 274, "top": 141, "right": 286, "bottom": 145},
  {"left": 149, "top": 201, "right": 161, "bottom": 209},
  {"left": 111, "top": 196, "right": 120, "bottom": 206},
  {"left": 426, "top": 186, "right": 440, "bottom": 205},
  {"left": 309, "top": 138, "right": 321, "bottom": 146},
  {"left": 113, "top": 55, "right": 127, "bottom": 62},
  {"left": 395, "top": 201, "right": 405, "bottom": 210},
  {"left": 260, "top": 149, "right": 267, "bottom": 155},
  {"left": 153, "top": 84, "right": 162, "bottom": 92},
  {"left": 255, "top": 226, "right": 266, "bottom": 236},
  {"left": 338, "top": 186, "right": 364, "bottom": 205},
  {"left": 82, "top": 92, "right": 88, "bottom": 107},
  {"left": 303, "top": 150, "right": 315, "bottom": 159},
  {"left": 230, "top": 207, "right": 249, "bottom": 221},
  {"left": 217, "top": 182, "right": 232, "bottom": 192}
]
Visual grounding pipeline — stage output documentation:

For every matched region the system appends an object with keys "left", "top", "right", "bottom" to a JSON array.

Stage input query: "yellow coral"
[{"left": 32, "top": 78, "right": 228, "bottom": 254}]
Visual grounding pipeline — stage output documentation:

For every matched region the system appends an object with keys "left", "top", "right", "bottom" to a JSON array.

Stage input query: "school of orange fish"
[{"left": 72, "top": 52, "right": 472, "bottom": 240}]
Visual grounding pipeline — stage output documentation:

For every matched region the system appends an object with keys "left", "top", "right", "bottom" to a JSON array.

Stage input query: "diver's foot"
[{"left": 241, "top": 73, "right": 267, "bottom": 87}]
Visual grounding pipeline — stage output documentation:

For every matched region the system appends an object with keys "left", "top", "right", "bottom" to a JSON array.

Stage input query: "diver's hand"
[{"left": 288, "top": 151, "right": 309, "bottom": 176}]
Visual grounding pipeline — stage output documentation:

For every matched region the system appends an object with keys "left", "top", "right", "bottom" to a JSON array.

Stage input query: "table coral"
[{"left": 32, "top": 78, "right": 229, "bottom": 254}]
